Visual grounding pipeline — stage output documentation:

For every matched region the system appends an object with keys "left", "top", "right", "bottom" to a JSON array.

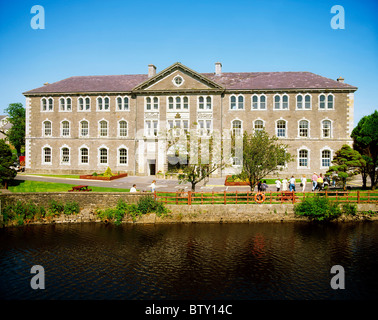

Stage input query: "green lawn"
[
  {"left": 8, "top": 180, "right": 130, "bottom": 193},
  {"left": 20, "top": 174, "right": 81, "bottom": 179}
]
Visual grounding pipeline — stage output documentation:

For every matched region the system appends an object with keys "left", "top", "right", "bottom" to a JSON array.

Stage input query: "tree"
[
  {"left": 2, "top": 103, "right": 25, "bottom": 156},
  {"left": 326, "top": 144, "right": 366, "bottom": 191},
  {"left": 0, "top": 139, "right": 17, "bottom": 189},
  {"left": 351, "top": 110, "right": 378, "bottom": 190},
  {"left": 167, "top": 129, "right": 230, "bottom": 192},
  {"left": 238, "top": 130, "right": 293, "bottom": 191}
]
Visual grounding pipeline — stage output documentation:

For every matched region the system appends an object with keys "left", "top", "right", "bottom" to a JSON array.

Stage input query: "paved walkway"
[{"left": 14, "top": 174, "right": 363, "bottom": 193}]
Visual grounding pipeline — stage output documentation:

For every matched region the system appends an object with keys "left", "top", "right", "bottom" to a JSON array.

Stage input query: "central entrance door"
[{"left": 148, "top": 159, "right": 156, "bottom": 175}]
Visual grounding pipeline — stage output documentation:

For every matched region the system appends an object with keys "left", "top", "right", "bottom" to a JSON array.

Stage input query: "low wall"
[{"left": 1, "top": 193, "right": 377, "bottom": 227}]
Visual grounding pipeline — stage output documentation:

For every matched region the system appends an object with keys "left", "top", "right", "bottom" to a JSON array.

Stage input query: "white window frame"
[
  {"left": 144, "top": 120, "right": 159, "bottom": 137},
  {"left": 77, "top": 96, "right": 91, "bottom": 112},
  {"left": 98, "top": 119, "right": 109, "bottom": 138},
  {"left": 60, "top": 145, "right": 71, "bottom": 165},
  {"left": 296, "top": 93, "right": 312, "bottom": 110},
  {"left": 78, "top": 145, "right": 90, "bottom": 165},
  {"left": 320, "top": 147, "right": 333, "bottom": 169},
  {"left": 197, "top": 119, "right": 212, "bottom": 136},
  {"left": 42, "top": 120, "right": 52, "bottom": 137},
  {"left": 118, "top": 119, "right": 128, "bottom": 138},
  {"left": 230, "top": 94, "right": 244, "bottom": 110},
  {"left": 231, "top": 119, "right": 243, "bottom": 137},
  {"left": 42, "top": 145, "right": 52, "bottom": 165},
  {"left": 318, "top": 93, "right": 335, "bottom": 110},
  {"left": 116, "top": 95, "right": 130, "bottom": 111},
  {"left": 41, "top": 97, "right": 54, "bottom": 112},
  {"left": 321, "top": 118, "right": 333, "bottom": 138},
  {"left": 79, "top": 119, "right": 90, "bottom": 138},
  {"left": 273, "top": 93, "right": 289, "bottom": 110},
  {"left": 59, "top": 97, "right": 72, "bottom": 112},
  {"left": 251, "top": 94, "right": 267, "bottom": 110},
  {"left": 145, "top": 96, "right": 159, "bottom": 111},
  {"left": 96, "top": 96, "right": 110, "bottom": 111},
  {"left": 167, "top": 96, "right": 190, "bottom": 111},
  {"left": 117, "top": 145, "right": 129, "bottom": 166},
  {"left": 297, "top": 146, "right": 310, "bottom": 169},
  {"left": 275, "top": 118, "right": 287, "bottom": 138},
  {"left": 198, "top": 96, "right": 212, "bottom": 111},
  {"left": 98, "top": 145, "right": 109, "bottom": 166},
  {"left": 60, "top": 119, "right": 71, "bottom": 137},
  {"left": 298, "top": 118, "right": 310, "bottom": 138},
  {"left": 253, "top": 118, "right": 265, "bottom": 132}
]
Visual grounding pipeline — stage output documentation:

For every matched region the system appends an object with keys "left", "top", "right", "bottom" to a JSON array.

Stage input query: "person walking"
[
  {"left": 275, "top": 178, "right": 281, "bottom": 192},
  {"left": 301, "top": 175, "right": 307, "bottom": 192},
  {"left": 282, "top": 177, "right": 288, "bottom": 191},
  {"left": 150, "top": 180, "right": 156, "bottom": 193},
  {"left": 316, "top": 174, "right": 323, "bottom": 191},
  {"left": 311, "top": 172, "right": 318, "bottom": 191},
  {"left": 289, "top": 176, "right": 296, "bottom": 192},
  {"left": 130, "top": 184, "right": 137, "bottom": 192},
  {"left": 261, "top": 180, "right": 268, "bottom": 192}
]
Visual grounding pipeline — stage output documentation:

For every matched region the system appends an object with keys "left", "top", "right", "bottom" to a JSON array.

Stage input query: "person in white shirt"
[
  {"left": 301, "top": 175, "right": 307, "bottom": 192},
  {"left": 150, "top": 180, "right": 156, "bottom": 193},
  {"left": 282, "top": 178, "right": 288, "bottom": 191},
  {"left": 130, "top": 184, "right": 137, "bottom": 192},
  {"left": 275, "top": 179, "right": 282, "bottom": 192},
  {"left": 289, "top": 176, "right": 296, "bottom": 192}
]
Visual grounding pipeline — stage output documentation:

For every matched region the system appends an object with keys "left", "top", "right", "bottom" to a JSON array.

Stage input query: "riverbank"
[{"left": 1, "top": 202, "right": 377, "bottom": 228}]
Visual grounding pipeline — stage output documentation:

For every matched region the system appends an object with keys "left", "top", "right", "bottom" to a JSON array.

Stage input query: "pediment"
[{"left": 132, "top": 62, "right": 224, "bottom": 93}]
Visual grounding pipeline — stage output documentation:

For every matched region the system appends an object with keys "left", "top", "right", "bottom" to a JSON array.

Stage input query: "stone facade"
[{"left": 23, "top": 62, "right": 357, "bottom": 178}]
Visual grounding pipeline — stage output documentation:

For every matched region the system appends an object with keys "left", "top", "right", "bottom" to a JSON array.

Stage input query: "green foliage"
[
  {"left": 351, "top": 110, "right": 378, "bottom": 190},
  {"left": 48, "top": 199, "right": 65, "bottom": 215},
  {"left": 294, "top": 196, "right": 342, "bottom": 222},
  {"left": 1, "top": 201, "right": 47, "bottom": 224},
  {"left": 0, "top": 139, "right": 17, "bottom": 187},
  {"left": 239, "top": 130, "right": 293, "bottom": 191},
  {"left": 341, "top": 203, "right": 357, "bottom": 216},
  {"left": 103, "top": 167, "right": 113, "bottom": 177},
  {"left": 92, "top": 172, "right": 98, "bottom": 176},
  {"left": 4, "top": 103, "right": 25, "bottom": 155},
  {"left": 327, "top": 144, "right": 366, "bottom": 191},
  {"left": 63, "top": 201, "right": 80, "bottom": 215}
]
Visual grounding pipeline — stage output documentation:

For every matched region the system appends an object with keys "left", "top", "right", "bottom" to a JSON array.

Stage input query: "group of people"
[
  {"left": 273, "top": 176, "right": 306, "bottom": 192},
  {"left": 311, "top": 172, "right": 334, "bottom": 191},
  {"left": 129, "top": 180, "right": 156, "bottom": 193}
]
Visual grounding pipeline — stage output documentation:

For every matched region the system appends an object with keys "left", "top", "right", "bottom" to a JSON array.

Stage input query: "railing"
[{"left": 154, "top": 190, "right": 378, "bottom": 205}]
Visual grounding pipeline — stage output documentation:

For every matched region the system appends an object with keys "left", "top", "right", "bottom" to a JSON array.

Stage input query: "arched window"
[
  {"left": 61, "top": 121, "right": 70, "bottom": 136},
  {"left": 322, "top": 120, "right": 332, "bottom": 138},
  {"left": 80, "top": 120, "right": 89, "bottom": 137},
  {"left": 276, "top": 120, "right": 286, "bottom": 137},
  {"left": 99, "top": 148, "right": 108, "bottom": 164},
  {"left": 322, "top": 149, "right": 331, "bottom": 167},
  {"left": 298, "top": 149, "right": 308, "bottom": 167},
  {"left": 327, "top": 95, "right": 334, "bottom": 109},
  {"left": 168, "top": 97, "right": 174, "bottom": 109},
  {"left": 97, "top": 97, "right": 103, "bottom": 110},
  {"left": 99, "top": 120, "right": 108, "bottom": 137},
  {"left": 319, "top": 94, "right": 326, "bottom": 109},
  {"left": 41, "top": 98, "right": 47, "bottom": 111},
  {"left": 119, "top": 148, "right": 128, "bottom": 165},
  {"left": 43, "top": 120, "right": 52, "bottom": 136},
  {"left": 183, "top": 97, "right": 189, "bottom": 109},
  {"left": 176, "top": 97, "right": 181, "bottom": 109},
  {"left": 232, "top": 120, "right": 242, "bottom": 136},
  {"left": 104, "top": 97, "right": 109, "bottom": 110},
  {"left": 61, "top": 147, "right": 70, "bottom": 164},
  {"left": 252, "top": 95, "right": 259, "bottom": 110},
  {"left": 254, "top": 120, "right": 264, "bottom": 132},
  {"left": 282, "top": 94, "right": 289, "bottom": 109},
  {"left": 274, "top": 95, "right": 281, "bottom": 109},
  {"left": 296, "top": 95, "right": 303, "bottom": 109},
  {"left": 78, "top": 97, "right": 84, "bottom": 111},
  {"left": 304, "top": 94, "right": 311, "bottom": 109},
  {"left": 119, "top": 120, "right": 128, "bottom": 137},
  {"left": 299, "top": 120, "right": 309, "bottom": 137},
  {"left": 230, "top": 96, "right": 236, "bottom": 109},
  {"left": 43, "top": 147, "right": 51, "bottom": 164},
  {"left": 80, "top": 147, "right": 89, "bottom": 164}
]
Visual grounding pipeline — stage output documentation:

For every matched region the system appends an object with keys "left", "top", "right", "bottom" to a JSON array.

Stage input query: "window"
[
  {"left": 322, "top": 120, "right": 332, "bottom": 138},
  {"left": 99, "top": 120, "right": 108, "bottom": 137},
  {"left": 183, "top": 97, "right": 189, "bottom": 109},
  {"left": 321, "top": 149, "right": 331, "bottom": 167},
  {"left": 319, "top": 94, "right": 334, "bottom": 109},
  {"left": 119, "top": 120, "right": 128, "bottom": 137},
  {"left": 305, "top": 95, "right": 311, "bottom": 109},
  {"left": 232, "top": 120, "right": 242, "bottom": 136},
  {"left": 80, "top": 148, "right": 89, "bottom": 164},
  {"left": 296, "top": 95, "right": 303, "bottom": 109},
  {"left": 43, "top": 147, "right": 51, "bottom": 164},
  {"left": 61, "top": 121, "right": 70, "bottom": 136},
  {"left": 168, "top": 119, "right": 189, "bottom": 136},
  {"left": 146, "top": 97, "right": 159, "bottom": 110},
  {"left": 59, "top": 97, "right": 72, "bottom": 111},
  {"left": 197, "top": 120, "right": 212, "bottom": 136},
  {"left": 43, "top": 121, "right": 52, "bottom": 136},
  {"left": 145, "top": 120, "right": 158, "bottom": 136},
  {"left": 119, "top": 148, "right": 128, "bottom": 165},
  {"left": 297, "top": 94, "right": 312, "bottom": 109},
  {"left": 298, "top": 149, "right": 309, "bottom": 167},
  {"left": 254, "top": 120, "right": 264, "bottom": 132},
  {"left": 97, "top": 97, "right": 109, "bottom": 111},
  {"left": 167, "top": 95, "right": 190, "bottom": 110},
  {"left": 173, "top": 75, "right": 184, "bottom": 87},
  {"left": 117, "top": 96, "right": 129, "bottom": 111},
  {"left": 99, "top": 148, "right": 108, "bottom": 164},
  {"left": 230, "top": 95, "right": 244, "bottom": 110},
  {"left": 274, "top": 94, "right": 289, "bottom": 110},
  {"left": 61, "top": 147, "right": 70, "bottom": 164},
  {"left": 252, "top": 94, "right": 267, "bottom": 110},
  {"left": 41, "top": 97, "right": 53, "bottom": 111},
  {"left": 276, "top": 120, "right": 286, "bottom": 137},
  {"left": 198, "top": 96, "right": 212, "bottom": 110},
  {"left": 299, "top": 120, "right": 309, "bottom": 137},
  {"left": 80, "top": 120, "right": 89, "bottom": 137}
]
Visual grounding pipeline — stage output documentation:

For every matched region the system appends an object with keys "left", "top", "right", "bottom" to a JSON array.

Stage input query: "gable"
[{"left": 132, "top": 62, "right": 224, "bottom": 93}]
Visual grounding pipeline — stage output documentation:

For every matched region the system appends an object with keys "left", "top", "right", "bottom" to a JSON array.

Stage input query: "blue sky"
[{"left": 0, "top": 0, "right": 377, "bottom": 126}]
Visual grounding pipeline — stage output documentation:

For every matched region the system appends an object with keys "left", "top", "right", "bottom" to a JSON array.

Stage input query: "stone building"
[{"left": 23, "top": 62, "right": 357, "bottom": 177}]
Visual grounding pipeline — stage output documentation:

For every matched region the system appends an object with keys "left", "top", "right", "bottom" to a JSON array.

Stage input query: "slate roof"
[{"left": 23, "top": 70, "right": 357, "bottom": 94}]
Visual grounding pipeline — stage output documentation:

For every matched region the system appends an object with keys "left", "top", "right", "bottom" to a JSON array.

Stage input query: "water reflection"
[{"left": 1, "top": 222, "right": 378, "bottom": 300}]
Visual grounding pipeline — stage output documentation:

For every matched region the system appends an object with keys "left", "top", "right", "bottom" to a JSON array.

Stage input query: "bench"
[
  {"left": 68, "top": 185, "right": 92, "bottom": 192},
  {"left": 278, "top": 191, "right": 298, "bottom": 202}
]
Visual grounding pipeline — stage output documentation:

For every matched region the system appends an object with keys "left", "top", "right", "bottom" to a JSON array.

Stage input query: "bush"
[
  {"left": 137, "top": 196, "right": 158, "bottom": 214},
  {"left": 48, "top": 199, "right": 64, "bottom": 215},
  {"left": 341, "top": 203, "right": 357, "bottom": 216},
  {"left": 64, "top": 201, "right": 80, "bottom": 215},
  {"left": 294, "top": 196, "right": 342, "bottom": 222}
]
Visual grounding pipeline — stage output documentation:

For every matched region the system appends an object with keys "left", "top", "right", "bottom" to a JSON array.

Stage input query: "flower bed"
[{"left": 224, "top": 175, "right": 249, "bottom": 186}]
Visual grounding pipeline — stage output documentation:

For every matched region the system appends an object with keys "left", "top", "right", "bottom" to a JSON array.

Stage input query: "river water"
[{"left": 1, "top": 222, "right": 378, "bottom": 300}]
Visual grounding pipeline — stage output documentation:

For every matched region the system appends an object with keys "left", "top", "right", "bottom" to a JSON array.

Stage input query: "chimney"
[
  {"left": 337, "top": 76, "right": 344, "bottom": 83},
  {"left": 215, "top": 62, "right": 222, "bottom": 75},
  {"left": 43, "top": 82, "right": 49, "bottom": 85},
  {"left": 148, "top": 64, "right": 156, "bottom": 78}
]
